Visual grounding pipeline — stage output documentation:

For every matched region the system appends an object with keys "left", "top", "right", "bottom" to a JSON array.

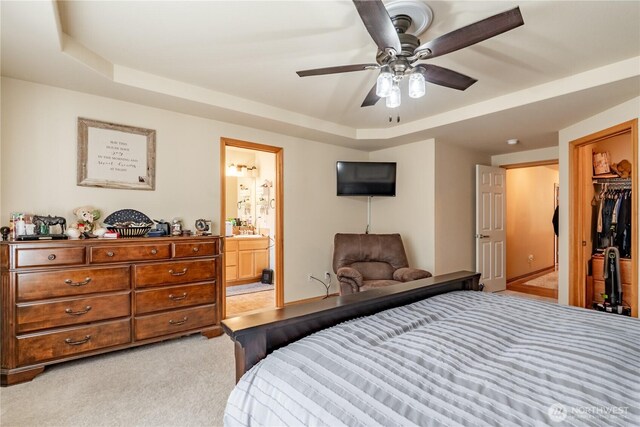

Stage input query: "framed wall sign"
[{"left": 77, "top": 118, "right": 156, "bottom": 190}]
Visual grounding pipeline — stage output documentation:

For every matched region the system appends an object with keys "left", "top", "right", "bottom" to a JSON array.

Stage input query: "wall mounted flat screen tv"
[{"left": 336, "top": 161, "right": 396, "bottom": 197}]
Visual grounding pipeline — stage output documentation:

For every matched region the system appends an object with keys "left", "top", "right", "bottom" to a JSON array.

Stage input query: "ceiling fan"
[{"left": 296, "top": 1, "right": 524, "bottom": 108}]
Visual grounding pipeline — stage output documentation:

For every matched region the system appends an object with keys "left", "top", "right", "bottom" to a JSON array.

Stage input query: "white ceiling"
[{"left": 2, "top": 1, "right": 639, "bottom": 154}]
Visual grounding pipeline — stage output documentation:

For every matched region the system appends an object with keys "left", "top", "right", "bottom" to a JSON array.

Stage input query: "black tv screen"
[{"left": 336, "top": 161, "right": 396, "bottom": 197}]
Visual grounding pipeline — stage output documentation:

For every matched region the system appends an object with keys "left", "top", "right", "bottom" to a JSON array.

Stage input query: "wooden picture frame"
[
  {"left": 592, "top": 151, "right": 611, "bottom": 176},
  {"left": 77, "top": 118, "right": 156, "bottom": 190}
]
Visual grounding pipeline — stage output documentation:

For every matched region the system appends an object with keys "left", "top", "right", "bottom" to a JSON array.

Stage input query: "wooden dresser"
[
  {"left": 224, "top": 236, "right": 269, "bottom": 285},
  {"left": 0, "top": 235, "right": 222, "bottom": 386}
]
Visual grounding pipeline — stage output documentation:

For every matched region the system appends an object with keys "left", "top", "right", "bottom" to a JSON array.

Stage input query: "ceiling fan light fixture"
[
  {"left": 386, "top": 81, "right": 401, "bottom": 108},
  {"left": 408, "top": 72, "right": 426, "bottom": 98},
  {"left": 376, "top": 66, "right": 393, "bottom": 97}
]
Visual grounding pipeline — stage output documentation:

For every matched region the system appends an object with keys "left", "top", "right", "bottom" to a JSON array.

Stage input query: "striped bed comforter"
[{"left": 224, "top": 291, "right": 640, "bottom": 426}]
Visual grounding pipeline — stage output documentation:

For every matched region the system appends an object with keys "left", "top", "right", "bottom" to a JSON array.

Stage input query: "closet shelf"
[{"left": 592, "top": 177, "right": 631, "bottom": 186}]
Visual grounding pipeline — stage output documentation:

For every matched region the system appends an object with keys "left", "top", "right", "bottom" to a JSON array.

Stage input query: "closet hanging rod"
[{"left": 594, "top": 182, "right": 631, "bottom": 190}]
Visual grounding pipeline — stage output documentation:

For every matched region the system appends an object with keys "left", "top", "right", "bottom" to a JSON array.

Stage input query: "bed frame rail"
[{"left": 222, "top": 270, "right": 481, "bottom": 382}]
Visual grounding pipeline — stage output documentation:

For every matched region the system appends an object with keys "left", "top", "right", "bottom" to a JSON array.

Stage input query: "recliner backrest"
[{"left": 333, "top": 233, "right": 409, "bottom": 280}]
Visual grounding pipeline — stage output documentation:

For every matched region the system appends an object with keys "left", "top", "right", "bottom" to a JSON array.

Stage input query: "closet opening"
[{"left": 569, "top": 119, "right": 637, "bottom": 317}]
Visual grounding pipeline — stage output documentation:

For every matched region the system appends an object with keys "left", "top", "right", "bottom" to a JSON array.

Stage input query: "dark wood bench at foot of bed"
[{"left": 221, "top": 270, "right": 482, "bottom": 381}]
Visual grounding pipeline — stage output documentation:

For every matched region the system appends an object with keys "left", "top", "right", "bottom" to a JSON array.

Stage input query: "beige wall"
[
  {"left": 369, "top": 140, "right": 436, "bottom": 272},
  {"left": 369, "top": 140, "right": 490, "bottom": 276},
  {"left": 434, "top": 142, "right": 491, "bottom": 275},
  {"left": 491, "top": 146, "right": 559, "bottom": 166},
  {"left": 558, "top": 96, "right": 640, "bottom": 308},
  {"left": 506, "top": 166, "right": 559, "bottom": 280},
  {"left": 0, "top": 77, "right": 368, "bottom": 302}
]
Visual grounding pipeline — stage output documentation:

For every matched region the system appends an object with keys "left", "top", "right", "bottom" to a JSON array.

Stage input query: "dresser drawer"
[
  {"left": 17, "top": 319, "right": 131, "bottom": 365},
  {"left": 136, "top": 283, "right": 216, "bottom": 314},
  {"left": 134, "top": 259, "right": 216, "bottom": 288},
  {"left": 90, "top": 244, "right": 171, "bottom": 264},
  {"left": 16, "top": 266, "right": 130, "bottom": 301},
  {"left": 16, "top": 247, "right": 85, "bottom": 268},
  {"left": 134, "top": 304, "right": 216, "bottom": 340},
  {"left": 173, "top": 241, "right": 218, "bottom": 258},
  {"left": 16, "top": 292, "right": 130, "bottom": 333}
]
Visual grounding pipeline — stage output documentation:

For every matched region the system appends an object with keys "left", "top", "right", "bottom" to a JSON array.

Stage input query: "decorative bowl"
[
  {"left": 103, "top": 209, "right": 152, "bottom": 226},
  {"left": 106, "top": 226, "right": 151, "bottom": 238}
]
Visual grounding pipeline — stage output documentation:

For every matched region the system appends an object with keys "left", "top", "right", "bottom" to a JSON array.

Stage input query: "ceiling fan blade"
[
  {"left": 361, "top": 83, "right": 381, "bottom": 107},
  {"left": 353, "top": 0, "right": 402, "bottom": 54},
  {"left": 415, "top": 7, "right": 524, "bottom": 59},
  {"left": 296, "top": 63, "right": 378, "bottom": 77},
  {"left": 415, "top": 64, "right": 477, "bottom": 91}
]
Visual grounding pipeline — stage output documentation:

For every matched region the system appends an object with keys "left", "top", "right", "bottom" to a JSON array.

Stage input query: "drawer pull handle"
[
  {"left": 48, "top": 254, "right": 57, "bottom": 261},
  {"left": 169, "top": 292, "right": 188, "bottom": 301},
  {"left": 192, "top": 247, "right": 200, "bottom": 253},
  {"left": 106, "top": 251, "right": 115, "bottom": 257},
  {"left": 64, "top": 335, "right": 92, "bottom": 346},
  {"left": 169, "top": 268, "right": 188, "bottom": 276},
  {"left": 64, "top": 277, "right": 92, "bottom": 287},
  {"left": 151, "top": 249, "right": 158, "bottom": 255},
  {"left": 169, "top": 317, "right": 188, "bottom": 326},
  {"left": 65, "top": 305, "right": 92, "bottom": 316}
]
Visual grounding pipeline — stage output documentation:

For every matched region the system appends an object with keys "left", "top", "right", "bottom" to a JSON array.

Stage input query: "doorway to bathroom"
[{"left": 220, "top": 138, "right": 283, "bottom": 318}]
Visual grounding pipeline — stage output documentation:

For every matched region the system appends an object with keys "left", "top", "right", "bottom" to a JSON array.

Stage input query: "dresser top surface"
[{"left": 1, "top": 235, "right": 222, "bottom": 247}]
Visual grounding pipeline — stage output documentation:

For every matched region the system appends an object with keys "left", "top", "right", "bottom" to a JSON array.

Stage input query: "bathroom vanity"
[{"left": 224, "top": 235, "right": 270, "bottom": 285}]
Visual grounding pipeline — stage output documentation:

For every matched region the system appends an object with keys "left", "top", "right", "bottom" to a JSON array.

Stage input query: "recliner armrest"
[
  {"left": 393, "top": 267, "right": 432, "bottom": 282},
  {"left": 337, "top": 267, "right": 363, "bottom": 294}
]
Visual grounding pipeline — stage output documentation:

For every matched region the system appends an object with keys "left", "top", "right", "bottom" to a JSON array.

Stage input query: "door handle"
[{"left": 475, "top": 234, "right": 490, "bottom": 239}]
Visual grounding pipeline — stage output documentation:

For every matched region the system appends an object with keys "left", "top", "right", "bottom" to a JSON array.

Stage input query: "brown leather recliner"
[{"left": 333, "top": 233, "right": 432, "bottom": 295}]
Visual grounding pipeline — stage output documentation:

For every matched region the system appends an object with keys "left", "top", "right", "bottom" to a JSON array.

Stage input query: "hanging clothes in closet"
[{"left": 594, "top": 185, "right": 632, "bottom": 258}]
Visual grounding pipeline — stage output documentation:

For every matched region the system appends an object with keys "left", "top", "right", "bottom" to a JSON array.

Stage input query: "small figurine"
[
  {"left": 70, "top": 206, "right": 107, "bottom": 237},
  {"left": 33, "top": 215, "right": 67, "bottom": 235}
]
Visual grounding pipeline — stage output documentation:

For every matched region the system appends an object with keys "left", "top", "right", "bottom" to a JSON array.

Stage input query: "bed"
[{"left": 222, "top": 271, "right": 640, "bottom": 426}]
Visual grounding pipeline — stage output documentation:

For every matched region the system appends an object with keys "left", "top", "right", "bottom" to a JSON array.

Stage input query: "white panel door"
[{"left": 475, "top": 165, "right": 506, "bottom": 292}]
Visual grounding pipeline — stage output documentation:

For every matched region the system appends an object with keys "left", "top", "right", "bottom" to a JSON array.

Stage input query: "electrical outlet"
[{"left": 324, "top": 271, "right": 331, "bottom": 280}]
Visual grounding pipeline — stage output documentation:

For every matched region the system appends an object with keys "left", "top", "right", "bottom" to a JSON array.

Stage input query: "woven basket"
[{"left": 107, "top": 226, "right": 151, "bottom": 238}]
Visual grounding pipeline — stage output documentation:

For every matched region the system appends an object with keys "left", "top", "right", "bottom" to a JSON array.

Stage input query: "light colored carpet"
[
  {"left": 523, "top": 270, "right": 558, "bottom": 290},
  {"left": 226, "top": 282, "right": 274, "bottom": 297},
  {"left": 0, "top": 334, "right": 235, "bottom": 427}
]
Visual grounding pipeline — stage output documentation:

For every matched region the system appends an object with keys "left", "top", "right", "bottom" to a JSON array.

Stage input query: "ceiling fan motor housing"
[{"left": 376, "top": 14, "right": 420, "bottom": 72}]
